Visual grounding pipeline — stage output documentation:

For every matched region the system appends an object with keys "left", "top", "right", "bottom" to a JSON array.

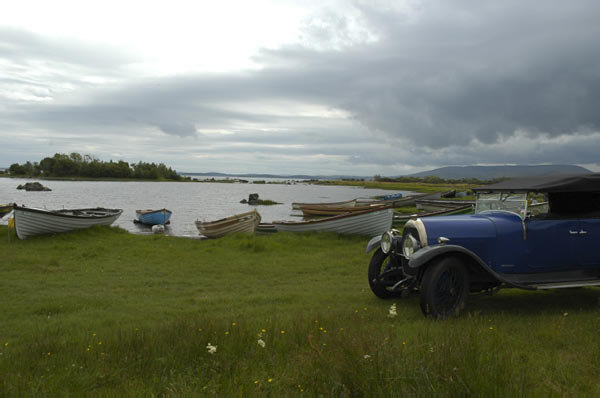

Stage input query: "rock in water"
[
  {"left": 16, "top": 182, "right": 51, "bottom": 191},
  {"left": 248, "top": 193, "right": 259, "bottom": 205}
]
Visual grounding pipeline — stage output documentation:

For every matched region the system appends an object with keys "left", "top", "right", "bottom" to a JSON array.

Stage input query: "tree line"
[{"left": 6, "top": 153, "right": 182, "bottom": 180}]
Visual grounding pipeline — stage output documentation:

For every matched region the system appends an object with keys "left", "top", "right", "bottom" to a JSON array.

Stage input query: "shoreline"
[{"left": 0, "top": 175, "right": 481, "bottom": 193}]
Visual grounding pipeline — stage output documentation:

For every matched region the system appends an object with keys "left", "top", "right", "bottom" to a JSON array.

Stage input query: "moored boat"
[
  {"left": 13, "top": 205, "right": 123, "bottom": 239},
  {"left": 256, "top": 223, "right": 277, "bottom": 233},
  {"left": 0, "top": 203, "right": 13, "bottom": 217},
  {"left": 357, "top": 192, "right": 443, "bottom": 208},
  {"left": 135, "top": 208, "right": 172, "bottom": 225},
  {"left": 415, "top": 199, "right": 476, "bottom": 212},
  {"left": 298, "top": 202, "right": 386, "bottom": 217},
  {"left": 273, "top": 206, "right": 393, "bottom": 236},
  {"left": 378, "top": 192, "right": 403, "bottom": 201},
  {"left": 195, "top": 209, "right": 261, "bottom": 238},
  {"left": 291, "top": 199, "right": 356, "bottom": 210},
  {"left": 393, "top": 203, "right": 474, "bottom": 224}
]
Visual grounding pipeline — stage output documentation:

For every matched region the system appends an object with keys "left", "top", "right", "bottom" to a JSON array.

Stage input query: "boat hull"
[
  {"left": 135, "top": 209, "right": 172, "bottom": 225},
  {"left": 13, "top": 205, "right": 123, "bottom": 239},
  {"left": 393, "top": 204, "right": 474, "bottom": 224},
  {"left": 415, "top": 199, "right": 476, "bottom": 212},
  {"left": 273, "top": 207, "right": 393, "bottom": 236},
  {"left": 291, "top": 199, "right": 356, "bottom": 210},
  {"left": 298, "top": 203, "right": 385, "bottom": 217},
  {"left": 195, "top": 210, "right": 261, "bottom": 238},
  {"left": 357, "top": 192, "right": 443, "bottom": 208},
  {"left": 0, "top": 203, "right": 13, "bottom": 217}
]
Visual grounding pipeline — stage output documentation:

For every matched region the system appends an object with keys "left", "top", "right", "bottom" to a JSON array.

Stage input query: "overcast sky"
[{"left": 2, "top": 0, "right": 600, "bottom": 175}]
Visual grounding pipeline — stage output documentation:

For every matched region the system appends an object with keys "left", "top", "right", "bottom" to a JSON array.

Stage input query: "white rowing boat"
[
  {"left": 13, "top": 205, "right": 123, "bottom": 239},
  {"left": 291, "top": 199, "right": 356, "bottom": 210},
  {"left": 273, "top": 206, "right": 393, "bottom": 236}
]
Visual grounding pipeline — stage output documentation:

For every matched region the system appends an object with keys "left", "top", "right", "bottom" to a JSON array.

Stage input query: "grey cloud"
[
  {"left": 3, "top": 1, "right": 600, "bottom": 174},
  {"left": 156, "top": 122, "right": 197, "bottom": 137},
  {"left": 0, "top": 26, "right": 135, "bottom": 70},
  {"left": 255, "top": 1, "right": 600, "bottom": 149}
]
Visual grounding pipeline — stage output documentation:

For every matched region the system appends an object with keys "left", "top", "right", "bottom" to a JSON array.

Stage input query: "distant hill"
[
  {"left": 181, "top": 172, "right": 364, "bottom": 180},
  {"left": 407, "top": 165, "right": 592, "bottom": 180}
]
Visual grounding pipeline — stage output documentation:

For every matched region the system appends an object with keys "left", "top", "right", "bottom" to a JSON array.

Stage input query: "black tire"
[
  {"left": 368, "top": 248, "right": 401, "bottom": 299},
  {"left": 420, "top": 256, "right": 470, "bottom": 318}
]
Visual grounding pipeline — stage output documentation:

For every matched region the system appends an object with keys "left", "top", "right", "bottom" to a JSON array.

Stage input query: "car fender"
[
  {"left": 408, "top": 244, "right": 535, "bottom": 290},
  {"left": 365, "top": 235, "right": 382, "bottom": 254}
]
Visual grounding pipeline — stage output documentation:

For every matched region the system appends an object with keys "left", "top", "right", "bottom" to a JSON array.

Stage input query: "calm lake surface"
[{"left": 1, "top": 178, "right": 414, "bottom": 237}]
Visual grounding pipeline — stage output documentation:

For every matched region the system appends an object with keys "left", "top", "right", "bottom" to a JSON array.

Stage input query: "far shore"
[{"left": 0, "top": 174, "right": 482, "bottom": 193}]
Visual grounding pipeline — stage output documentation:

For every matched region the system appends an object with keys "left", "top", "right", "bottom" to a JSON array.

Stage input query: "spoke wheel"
[
  {"left": 368, "top": 248, "right": 401, "bottom": 299},
  {"left": 420, "top": 257, "right": 469, "bottom": 318}
]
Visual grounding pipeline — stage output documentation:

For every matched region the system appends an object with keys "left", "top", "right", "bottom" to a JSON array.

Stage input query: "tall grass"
[{"left": 1, "top": 226, "right": 600, "bottom": 395}]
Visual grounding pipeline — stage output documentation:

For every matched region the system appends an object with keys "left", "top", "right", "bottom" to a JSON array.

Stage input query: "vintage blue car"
[{"left": 366, "top": 174, "right": 600, "bottom": 318}]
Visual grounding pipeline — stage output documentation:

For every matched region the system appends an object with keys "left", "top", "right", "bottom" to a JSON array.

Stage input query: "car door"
[
  {"left": 576, "top": 218, "right": 600, "bottom": 266},
  {"left": 525, "top": 218, "right": 579, "bottom": 269}
]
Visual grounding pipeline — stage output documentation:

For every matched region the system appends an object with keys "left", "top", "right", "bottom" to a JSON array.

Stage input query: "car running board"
[{"left": 530, "top": 280, "right": 600, "bottom": 289}]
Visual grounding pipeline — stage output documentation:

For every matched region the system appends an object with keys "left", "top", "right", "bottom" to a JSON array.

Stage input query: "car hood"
[{"left": 420, "top": 214, "right": 498, "bottom": 246}]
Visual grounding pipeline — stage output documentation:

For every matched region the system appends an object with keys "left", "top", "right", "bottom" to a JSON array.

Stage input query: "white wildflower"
[
  {"left": 388, "top": 303, "right": 398, "bottom": 318},
  {"left": 257, "top": 339, "right": 266, "bottom": 348},
  {"left": 363, "top": 354, "right": 371, "bottom": 359},
  {"left": 206, "top": 343, "right": 217, "bottom": 354}
]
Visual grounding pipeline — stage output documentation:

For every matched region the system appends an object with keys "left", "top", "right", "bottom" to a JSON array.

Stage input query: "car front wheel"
[
  {"left": 368, "top": 248, "right": 402, "bottom": 299},
  {"left": 420, "top": 256, "right": 470, "bottom": 318}
]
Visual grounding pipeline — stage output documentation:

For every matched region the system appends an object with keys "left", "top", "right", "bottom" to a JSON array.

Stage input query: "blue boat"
[
  {"left": 379, "top": 192, "right": 403, "bottom": 201},
  {"left": 135, "top": 208, "right": 172, "bottom": 225}
]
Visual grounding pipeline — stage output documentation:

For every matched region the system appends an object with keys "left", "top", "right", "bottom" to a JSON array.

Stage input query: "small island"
[{"left": 4, "top": 153, "right": 183, "bottom": 181}]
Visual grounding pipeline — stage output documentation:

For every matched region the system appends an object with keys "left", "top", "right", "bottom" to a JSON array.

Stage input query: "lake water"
[{"left": 0, "top": 178, "right": 414, "bottom": 237}]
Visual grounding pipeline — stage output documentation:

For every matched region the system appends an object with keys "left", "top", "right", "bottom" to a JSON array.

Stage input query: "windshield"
[{"left": 475, "top": 192, "right": 527, "bottom": 218}]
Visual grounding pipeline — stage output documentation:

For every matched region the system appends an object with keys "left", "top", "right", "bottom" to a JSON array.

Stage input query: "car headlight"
[
  {"left": 402, "top": 234, "right": 420, "bottom": 259},
  {"left": 381, "top": 231, "right": 393, "bottom": 254}
]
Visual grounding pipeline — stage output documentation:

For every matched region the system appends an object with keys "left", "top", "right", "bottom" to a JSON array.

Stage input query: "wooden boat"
[
  {"left": 291, "top": 199, "right": 356, "bottom": 210},
  {"left": 13, "top": 205, "right": 123, "bottom": 239},
  {"left": 356, "top": 192, "right": 443, "bottom": 208},
  {"left": 415, "top": 199, "right": 476, "bottom": 212},
  {"left": 256, "top": 223, "right": 277, "bottom": 233},
  {"left": 135, "top": 208, "right": 172, "bottom": 225},
  {"left": 273, "top": 206, "right": 393, "bottom": 236},
  {"left": 298, "top": 202, "right": 386, "bottom": 217},
  {"left": 195, "top": 210, "right": 261, "bottom": 238},
  {"left": 0, "top": 203, "right": 13, "bottom": 217},
  {"left": 393, "top": 204, "right": 474, "bottom": 224}
]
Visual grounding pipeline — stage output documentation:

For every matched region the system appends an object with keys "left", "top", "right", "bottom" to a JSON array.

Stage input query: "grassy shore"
[
  {"left": 317, "top": 179, "right": 479, "bottom": 194},
  {"left": 1, "top": 226, "right": 600, "bottom": 395}
]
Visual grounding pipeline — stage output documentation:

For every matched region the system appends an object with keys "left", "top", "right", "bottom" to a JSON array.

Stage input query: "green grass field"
[{"left": 1, "top": 225, "right": 600, "bottom": 396}]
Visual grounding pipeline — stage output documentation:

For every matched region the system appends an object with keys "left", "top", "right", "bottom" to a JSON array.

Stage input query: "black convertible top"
[{"left": 472, "top": 173, "right": 600, "bottom": 193}]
